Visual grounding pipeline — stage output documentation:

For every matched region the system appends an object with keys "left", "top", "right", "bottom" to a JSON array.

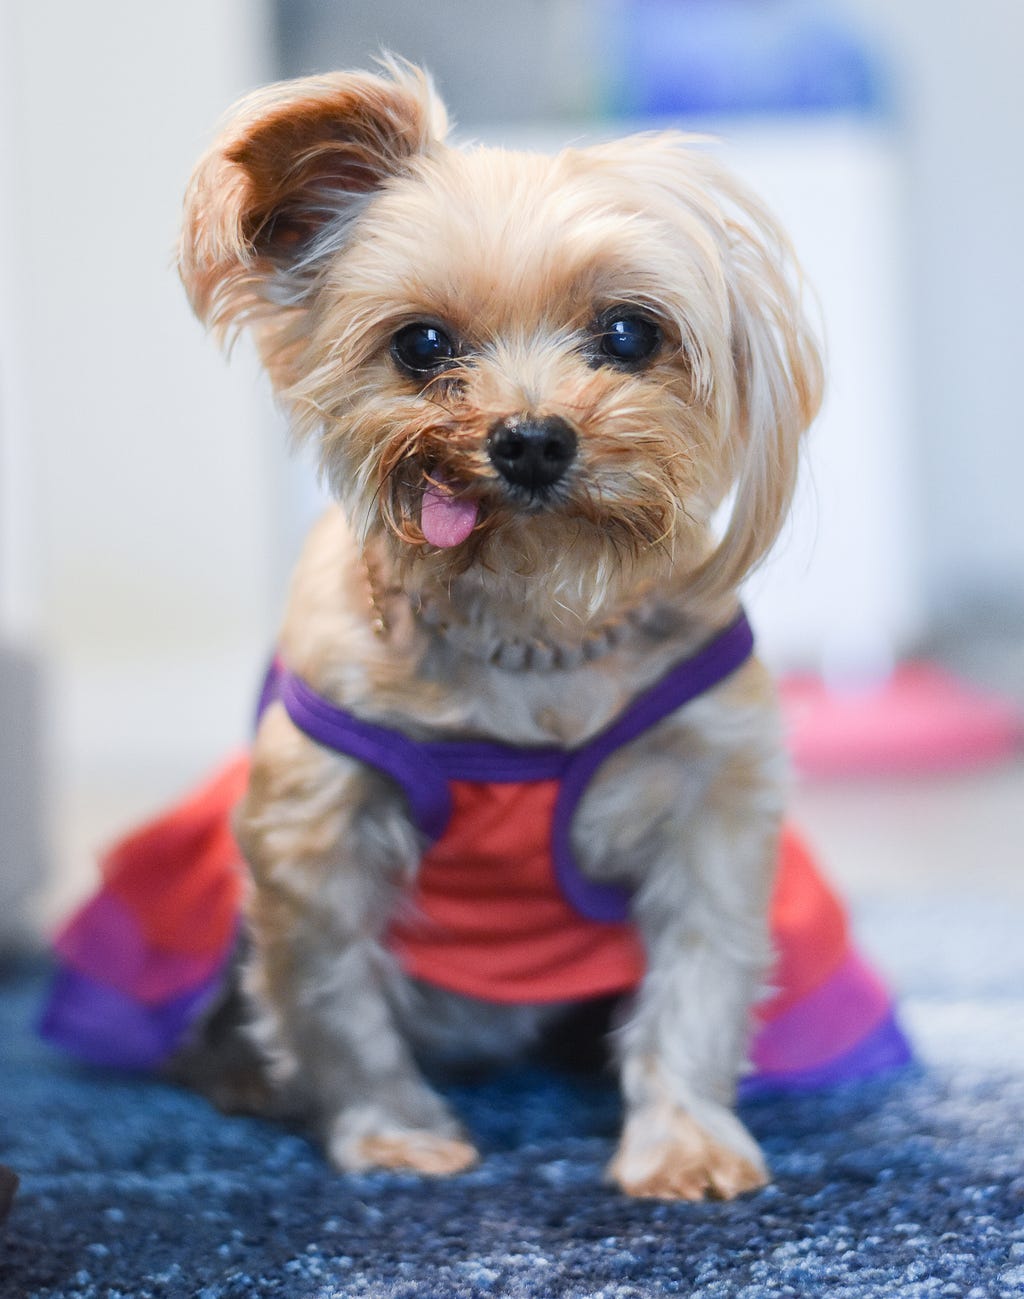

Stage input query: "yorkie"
[{"left": 177, "top": 59, "right": 822, "bottom": 1200}]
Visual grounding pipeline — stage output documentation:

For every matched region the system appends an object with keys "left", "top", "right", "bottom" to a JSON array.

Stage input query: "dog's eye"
[
  {"left": 597, "top": 314, "right": 661, "bottom": 367},
  {"left": 391, "top": 323, "right": 457, "bottom": 375}
]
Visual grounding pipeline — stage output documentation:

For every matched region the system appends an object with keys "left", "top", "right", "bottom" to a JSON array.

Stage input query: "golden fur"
[{"left": 178, "top": 58, "right": 823, "bottom": 1199}]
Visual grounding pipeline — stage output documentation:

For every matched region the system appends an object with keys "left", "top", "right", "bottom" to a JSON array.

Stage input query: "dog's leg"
[
  {"left": 237, "top": 705, "right": 479, "bottom": 1176},
  {"left": 602, "top": 739, "right": 780, "bottom": 1200}
]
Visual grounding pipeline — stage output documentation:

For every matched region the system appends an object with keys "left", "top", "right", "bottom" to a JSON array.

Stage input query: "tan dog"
[{"left": 178, "top": 59, "right": 822, "bottom": 1200}]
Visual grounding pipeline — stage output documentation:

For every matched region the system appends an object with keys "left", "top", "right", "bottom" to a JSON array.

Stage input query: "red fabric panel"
[
  {"left": 104, "top": 755, "right": 249, "bottom": 958},
  {"left": 387, "top": 779, "right": 646, "bottom": 1003},
  {"left": 760, "top": 825, "right": 850, "bottom": 1021}
]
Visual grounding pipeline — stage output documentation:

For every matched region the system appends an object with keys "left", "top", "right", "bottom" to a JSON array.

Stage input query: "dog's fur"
[{"left": 178, "top": 59, "right": 822, "bottom": 1200}]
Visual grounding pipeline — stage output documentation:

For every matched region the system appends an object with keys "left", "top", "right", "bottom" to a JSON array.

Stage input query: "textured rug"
[{"left": 3, "top": 879, "right": 1023, "bottom": 1299}]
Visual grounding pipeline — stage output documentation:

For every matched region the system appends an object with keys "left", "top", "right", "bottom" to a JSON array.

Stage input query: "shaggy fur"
[{"left": 177, "top": 58, "right": 822, "bottom": 1200}]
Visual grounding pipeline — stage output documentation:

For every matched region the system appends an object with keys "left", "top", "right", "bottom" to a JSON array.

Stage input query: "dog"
[{"left": 177, "top": 57, "right": 823, "bottom": 1201}]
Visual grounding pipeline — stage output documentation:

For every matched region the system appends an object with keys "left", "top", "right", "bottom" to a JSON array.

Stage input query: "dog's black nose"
[{"left": 487, "top": 415, "right": 578, "bottom": 491}]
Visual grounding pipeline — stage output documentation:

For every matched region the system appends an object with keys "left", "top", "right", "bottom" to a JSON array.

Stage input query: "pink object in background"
[{"left": 781, "top": 663, "right": 1023, "bottom": 778}]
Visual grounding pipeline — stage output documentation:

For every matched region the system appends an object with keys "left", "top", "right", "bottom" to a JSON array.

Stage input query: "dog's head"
[{"left": 180, "top": 59, "right": 822, "bottom": 621}]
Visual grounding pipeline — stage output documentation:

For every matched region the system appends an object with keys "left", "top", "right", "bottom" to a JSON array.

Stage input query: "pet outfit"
[{"left": 42, "top": 613, "right": 911, "bottom": 1096}]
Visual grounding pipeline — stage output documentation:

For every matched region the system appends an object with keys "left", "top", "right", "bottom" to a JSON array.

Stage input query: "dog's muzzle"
[{"left": 487, "top": 415, "right": 577, "bottom": 492}]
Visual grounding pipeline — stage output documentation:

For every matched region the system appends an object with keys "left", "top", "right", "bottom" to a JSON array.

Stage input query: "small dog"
[{"left": 178, "top": 58, "right": 822, "bottom": 1200}]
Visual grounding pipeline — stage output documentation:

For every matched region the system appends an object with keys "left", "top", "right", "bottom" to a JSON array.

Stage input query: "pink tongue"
[{"left": 421, "top": 481, "right": 478, "bottom": 549}]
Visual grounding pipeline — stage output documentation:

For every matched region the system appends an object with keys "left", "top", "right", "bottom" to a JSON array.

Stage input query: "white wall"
[
  {"left": 844, "top": 0, "right": 1024, "bottom": 615},
  {"left": 1, "top": 1, "right": 306, "bottom": 923},
  {"left": 1, "top": 3, "right": 46, "bottom": 946},
  {"left": 1, "top": 3, "right": 37, "bottom": 647},
  {"left": 731, "top": 118, "right": 919, "bottom": 679},
  {"left": 4, "top": 0, "right": 289, "bottom": 784}
]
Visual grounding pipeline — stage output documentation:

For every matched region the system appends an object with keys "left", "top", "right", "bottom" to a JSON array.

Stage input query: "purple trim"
[
  {"left": 39, "top": 966, "right": 223, "bottom": 1071},
  {"left": 269, "top": 670, "right": 454, "bottom": 843},
  {"left": 262, "top": 613, "right": 753, "bottom": 922},
  {"left": 422, "top": 740, "right": 568, "bottom": 782},
  {"left": 752, "top": 949, "right": 889, "bottom": 1074},
  {"left": 260, "top": 661, "right": 570, "bottom": 788},
  {"left": 54, "top": 892, "right": 222, "bottom": 1003},
  {"left": 740, "top": 1008, "right": 913, "bottom": 1098},
  {"left": 551, "top": 613, "right": 755, "bottom": 922},
  {"left": 256, "top": 657, "right": 284, "bottom": 725}
]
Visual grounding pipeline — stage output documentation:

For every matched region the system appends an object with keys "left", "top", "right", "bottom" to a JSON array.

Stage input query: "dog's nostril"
[{"left": 487, "top": 415, "right": 577, "bottom": 490}]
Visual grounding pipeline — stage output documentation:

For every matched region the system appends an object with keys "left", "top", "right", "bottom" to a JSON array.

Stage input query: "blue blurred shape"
[{"left": 602, "top": 0, "right": 883, "bottom": 119}]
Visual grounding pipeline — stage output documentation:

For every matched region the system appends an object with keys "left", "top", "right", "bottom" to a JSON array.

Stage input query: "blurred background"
[{"left": 1, "top": 0, "right": 1022, "bottom": 954}]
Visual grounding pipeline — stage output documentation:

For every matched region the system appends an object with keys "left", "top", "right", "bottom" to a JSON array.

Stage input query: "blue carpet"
[{"left": 2, "top": 933, "right": 1023, "bottom": 1298}]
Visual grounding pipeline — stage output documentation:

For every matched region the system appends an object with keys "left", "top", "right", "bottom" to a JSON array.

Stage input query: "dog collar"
[{"left": 364, "top": 553, "right": 670, "bottom": 671}]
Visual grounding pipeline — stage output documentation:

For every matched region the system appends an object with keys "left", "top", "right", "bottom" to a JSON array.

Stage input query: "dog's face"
[{"left": 181, "top": 61, "right": 821, "bottom": 619}]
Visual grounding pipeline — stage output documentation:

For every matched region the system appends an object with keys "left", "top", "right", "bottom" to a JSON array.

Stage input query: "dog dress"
[{"left": 41, "top": 614, "right": 911, "bottom": 1096}]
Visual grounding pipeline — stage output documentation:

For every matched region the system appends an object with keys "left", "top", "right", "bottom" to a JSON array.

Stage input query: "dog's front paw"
[
  {"left": 609, "top": 1104, "right": 768, "bottom": 1201},
  {"left": 326, "top": 1105, "right": 479, "bottom": 1177},
  {"left": 352, "top": 1130, "right": 480, "bottom": 1176}
]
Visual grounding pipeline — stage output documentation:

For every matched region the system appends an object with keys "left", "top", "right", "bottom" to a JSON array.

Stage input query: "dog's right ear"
[{"left": 179, "top": 59, "right": 447, "bottom": 357}]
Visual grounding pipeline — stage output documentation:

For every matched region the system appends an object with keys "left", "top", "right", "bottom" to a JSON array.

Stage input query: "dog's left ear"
[
  {"left": 179, "top": 58, "right": 447, "bottom": 376},
  {"left": 697, "top": 165, "right": 824, "bottom": 598}
]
